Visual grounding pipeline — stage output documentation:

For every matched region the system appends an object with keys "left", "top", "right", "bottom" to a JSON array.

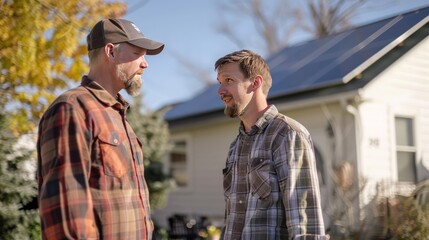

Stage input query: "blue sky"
[{"left": 123, "top": 0, "right": 429, "bottom": 111}]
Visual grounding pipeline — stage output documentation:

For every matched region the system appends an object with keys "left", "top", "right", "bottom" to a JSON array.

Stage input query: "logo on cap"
[{"left": 130, "top": 23, "right": 142, "bottom": 34}]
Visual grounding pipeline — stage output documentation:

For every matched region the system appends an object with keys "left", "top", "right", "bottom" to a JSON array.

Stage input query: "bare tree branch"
[
  {"left": 169, "top": 50, "right": 214, "bottom": 87},
  {"left": 216, "top": 0, "right": 404, "bottom": 56},
  {"left": 216, "top": 0, "right": 298, "bottom": 55}
]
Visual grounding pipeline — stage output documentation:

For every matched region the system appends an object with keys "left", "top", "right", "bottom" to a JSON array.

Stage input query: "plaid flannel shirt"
[
  {"left": 37, "top": 76, "right": 152, "bottom": 240},
  {"left": 222, "top": 105, "right": 329, "bottom": 240}
]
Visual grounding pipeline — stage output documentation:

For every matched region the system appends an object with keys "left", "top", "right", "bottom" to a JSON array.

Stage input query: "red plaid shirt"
[{"left": 37, "top": 76, "right": 152, "bottom": 239}]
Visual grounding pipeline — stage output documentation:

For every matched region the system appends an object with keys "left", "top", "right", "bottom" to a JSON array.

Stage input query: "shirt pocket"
[
  {"left": 249, "top": 157, "right": 272, "bottom": 200},
  {"left": 98, "top": 131, "right": 129, "bottom": 178}
]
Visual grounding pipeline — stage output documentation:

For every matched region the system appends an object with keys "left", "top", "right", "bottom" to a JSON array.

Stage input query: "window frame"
[
  {"left": 166, "top": 134, "right": 193, "bottom": 192},
  {"left": 394, "top": 116, "right": 417, "bottom": 183}
]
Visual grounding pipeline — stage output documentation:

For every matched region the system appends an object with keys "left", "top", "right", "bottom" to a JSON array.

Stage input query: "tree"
[
  {"left": 0, "top": 0, "right": 126, "bottom": 134},
  {"left": 217, "top": 0, "right": 299, "bottom": 56},
  {"left": 298, "top": 0, "right": 369, "bottom": 37},
  {"left": 0, "top": 111, "right": 39, "bottom": 239},
  {"left": 127, "top": 97, "right": 172, "bottom": 210}
]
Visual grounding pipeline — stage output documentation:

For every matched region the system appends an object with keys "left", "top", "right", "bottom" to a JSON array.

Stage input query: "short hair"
[
  {"left": 87, "top": 43, "right": 122, "bottom": 66},
  {"left": 214, "top": 49, "right": 272, "bottom": 96},
  {"left": 88, "top": 47, "right": 104, "bottom": 65}
]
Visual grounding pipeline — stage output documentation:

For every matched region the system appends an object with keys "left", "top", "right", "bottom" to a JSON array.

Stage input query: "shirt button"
[
  {"left": 114, "top": 139, "right": 119, "bottom": 144},
  {"left": 239, "top": 200, "right": 243, "bottom": 204}
]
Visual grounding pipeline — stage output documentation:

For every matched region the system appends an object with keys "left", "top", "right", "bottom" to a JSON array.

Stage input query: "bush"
[{"left": 390, "top": 196, "right": 429, "bottom": 240}]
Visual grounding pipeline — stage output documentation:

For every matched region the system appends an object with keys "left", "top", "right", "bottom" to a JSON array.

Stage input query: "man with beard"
[
  {"left": 37, "top": 19, "right": 164, "bottom": 240},
  {"left": 215, "top": 50, "right": 329, "bottom": 239}
]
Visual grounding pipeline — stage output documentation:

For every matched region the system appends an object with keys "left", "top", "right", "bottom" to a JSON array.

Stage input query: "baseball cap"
[{"left": 87, "top": 18, "right": 164, "bottom": 55}]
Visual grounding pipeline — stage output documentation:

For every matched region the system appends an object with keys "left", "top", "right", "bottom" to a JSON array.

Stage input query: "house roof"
[{"left": 165, "top": 6, "right": 429, "bottom": 123}]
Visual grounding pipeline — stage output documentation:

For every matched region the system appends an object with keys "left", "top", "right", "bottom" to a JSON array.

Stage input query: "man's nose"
[
  {"left": 140, "top": 56, "right": 148, "bottom": 68},
  {"left": 218, "top": 85, "right": 226, "bottom": 96}
]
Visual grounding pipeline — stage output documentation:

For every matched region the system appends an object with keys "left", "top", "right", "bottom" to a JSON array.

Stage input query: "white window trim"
[
  {"left": 167, "top": 134, "right": 194, "bottom": 193},
  {"left": 391, "top": 112, "right": 420, "bottom": 183}
]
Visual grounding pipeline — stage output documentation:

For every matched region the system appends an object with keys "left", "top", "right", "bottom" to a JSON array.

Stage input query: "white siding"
[
  {"left": 153, "top": 119, "right": 238, "bottom": 227},
  {"left": 360, "top": 36, "right": 429, "bottom": 203},
  {"left": 280, "top": 104, "right": 360, "bottom": 226}
]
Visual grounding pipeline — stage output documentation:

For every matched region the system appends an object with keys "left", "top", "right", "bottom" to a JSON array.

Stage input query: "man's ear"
[
  {"left": 252, "top": 75, "right": 263, "bottom": 91},
  {"left": 105, "top": 43, "right": 115, "bottom": 62}
]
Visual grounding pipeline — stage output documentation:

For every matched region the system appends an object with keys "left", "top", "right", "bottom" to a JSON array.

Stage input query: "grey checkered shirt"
[{"left": 222, "top": 105, "right": 329, "bottom": 240}]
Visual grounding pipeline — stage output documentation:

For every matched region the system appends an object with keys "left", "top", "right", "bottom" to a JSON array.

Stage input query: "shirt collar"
[
  {"left": 81, "top": 75, "right": 129, "bottom": 111},
  {"left": 239, "top": 105, "right": 278, "bottom": 135}
]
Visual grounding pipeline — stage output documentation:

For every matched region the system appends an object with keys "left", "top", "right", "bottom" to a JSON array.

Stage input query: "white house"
[{"left": 154, "top": 6, "right": 429, "bottom": 236}]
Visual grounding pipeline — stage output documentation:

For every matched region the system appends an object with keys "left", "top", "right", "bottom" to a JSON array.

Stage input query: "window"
[
  {"left": 395, "top": 117, "right": 416, "bottom": 183},
  {"left": 169, "top": 140, "right": 188, "bottom": 187}
]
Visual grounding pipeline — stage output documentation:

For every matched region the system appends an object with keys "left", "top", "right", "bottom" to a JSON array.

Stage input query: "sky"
[{"left": 123, "top": 0, "right": 429, "bottom": 111}]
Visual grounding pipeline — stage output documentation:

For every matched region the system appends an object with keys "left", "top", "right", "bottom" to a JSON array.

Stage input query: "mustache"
[{"left": 130, "top": 70, "right": 144, "bottom": 79}]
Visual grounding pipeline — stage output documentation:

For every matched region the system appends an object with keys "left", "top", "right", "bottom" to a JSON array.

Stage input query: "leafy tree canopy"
[{"left": 0, "top": 0, "right": 126, "bottom": 134}]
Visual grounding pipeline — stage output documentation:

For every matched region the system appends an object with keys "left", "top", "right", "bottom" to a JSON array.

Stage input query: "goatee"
[
  {"left": 124, "top": 75, "right": 142, "bottom": 97},
  {"left": 224, "top": 103, "right": 247, "bottom": 118},
  {"left": 224, "top": 105, "right": 238, "bottom": 118},
  {"left": 117, "top": 65, "right": 142, "bottom": 97}
]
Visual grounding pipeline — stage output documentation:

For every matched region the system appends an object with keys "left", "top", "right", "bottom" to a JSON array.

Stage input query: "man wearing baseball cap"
[{"left": 37, "top": 19, "right": 164, "bottom": 239}]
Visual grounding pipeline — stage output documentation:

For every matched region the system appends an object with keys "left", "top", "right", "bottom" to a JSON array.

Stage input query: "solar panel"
[{"left": 269, "top": 8, "right": 429, "bottom": 98}]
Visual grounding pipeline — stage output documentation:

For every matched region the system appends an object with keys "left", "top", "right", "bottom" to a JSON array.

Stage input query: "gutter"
[{"left": 274, "top": 89, "right": 360, "bottom": 112}]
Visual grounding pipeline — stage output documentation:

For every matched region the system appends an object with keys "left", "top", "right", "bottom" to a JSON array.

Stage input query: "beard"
[
  {"left": 117, "top": 64, "right": 142, "bottom": 97},
  {"left": 224, "top": 104, "right": 239, "bottom": 118},
  {"left": 224, "top": 100, "right": 248, "bottom": 118}
]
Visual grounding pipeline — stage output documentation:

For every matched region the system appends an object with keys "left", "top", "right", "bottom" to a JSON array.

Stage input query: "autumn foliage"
[{"left": 0, "top": 0, "right": 127, "bottom": 134}]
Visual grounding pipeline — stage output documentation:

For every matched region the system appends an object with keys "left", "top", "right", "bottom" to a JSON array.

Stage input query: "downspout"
[
  {"left": 320, "top": 103, "right": 341, "bottom": 167},
  {"left": 341, "top": 96, "right": 363, "bottom": 180},
  {"left": 340, "top": 94, "right": 364, "bottom": 227}
]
